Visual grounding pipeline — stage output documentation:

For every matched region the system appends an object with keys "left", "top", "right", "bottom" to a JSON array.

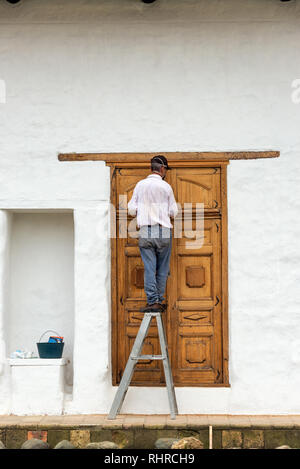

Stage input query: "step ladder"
[{"left": 108, "top": 310, "right": 178, "bottom": 420}]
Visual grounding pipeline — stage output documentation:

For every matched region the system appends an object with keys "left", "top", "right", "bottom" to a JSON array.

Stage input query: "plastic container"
[{"left": 37, "top": 330, "right": 64, "bottom": 359}]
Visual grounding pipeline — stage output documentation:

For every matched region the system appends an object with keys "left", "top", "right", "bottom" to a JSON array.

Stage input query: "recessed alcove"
[{"left": 5, "top": 210, "right": 74, "bottom": 391}]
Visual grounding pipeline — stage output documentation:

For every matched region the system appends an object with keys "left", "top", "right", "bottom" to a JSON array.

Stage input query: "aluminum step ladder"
[{"left": 108, "top": 310, "right": 178, "bottom": 420}]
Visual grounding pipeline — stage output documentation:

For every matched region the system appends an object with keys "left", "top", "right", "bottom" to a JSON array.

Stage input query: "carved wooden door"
[{"left": 112, "top": 163, "right": 228, "bottom": 387}]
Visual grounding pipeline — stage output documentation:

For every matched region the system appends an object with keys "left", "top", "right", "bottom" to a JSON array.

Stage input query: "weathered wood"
[
  {"left": 112, "top": 162, "right": 229, "bottom": 387},
  {"left": 58, "top": 150, "right": 279, "bottom": 163},
  {"left": 110, "top": 164, "right": 118, "bottom": 386},
  {"left": 220, "top": 164, "right": 229, "bottom": 386}
]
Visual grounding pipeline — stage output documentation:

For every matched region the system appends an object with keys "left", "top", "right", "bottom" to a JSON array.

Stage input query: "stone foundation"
[{"left": 1, "top": 415, "right": 300, "bottom": 449}]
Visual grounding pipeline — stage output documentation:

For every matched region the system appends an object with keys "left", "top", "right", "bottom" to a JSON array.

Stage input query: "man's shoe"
[
  {"left": 139, "top": 304, "right": 151, "bottom": 312},
  {"left": 144, "top": 302, "right": 164, "bottom": 312}
]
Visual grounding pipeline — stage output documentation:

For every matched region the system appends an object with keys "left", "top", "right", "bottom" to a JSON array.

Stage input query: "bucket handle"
[{"left": 38, "top": 330, "right": 63, "bottom": 343}]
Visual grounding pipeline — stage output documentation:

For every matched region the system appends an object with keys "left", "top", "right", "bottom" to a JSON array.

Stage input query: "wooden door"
[{"left": 112, "top": 163, "right": 229, "bottom": 387}]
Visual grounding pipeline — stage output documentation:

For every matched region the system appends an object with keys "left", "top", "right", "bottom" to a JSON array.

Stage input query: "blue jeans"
[{"left": 138, "top": 224, "right": 172, "bottom": 305}]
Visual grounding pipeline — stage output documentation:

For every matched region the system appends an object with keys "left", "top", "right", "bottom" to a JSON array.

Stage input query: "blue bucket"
[{"left": 37, "top": 330, "right": 64, "bottom": 359}]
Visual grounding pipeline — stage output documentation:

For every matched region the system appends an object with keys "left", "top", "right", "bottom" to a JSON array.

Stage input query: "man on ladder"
[
  {"left": 108, "top": 155, "right": 179, "bottom": 419},
  {"left": 128, "top": 155, "right": 178, "bottom": 312}
]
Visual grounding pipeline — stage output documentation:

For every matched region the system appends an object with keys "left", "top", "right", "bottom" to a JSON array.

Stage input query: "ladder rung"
[{"left": 131, "top": 355, "right": 166, "bottom": 360}]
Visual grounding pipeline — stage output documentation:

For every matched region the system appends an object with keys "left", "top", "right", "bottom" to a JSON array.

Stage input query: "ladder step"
[{"left": 131, "top": 355, "right": 165, "bottom": 360}]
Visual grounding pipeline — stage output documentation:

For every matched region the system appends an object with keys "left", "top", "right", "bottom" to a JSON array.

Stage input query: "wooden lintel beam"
[{"left": 58, "top": 151, "right": 279, "bottom": 163}]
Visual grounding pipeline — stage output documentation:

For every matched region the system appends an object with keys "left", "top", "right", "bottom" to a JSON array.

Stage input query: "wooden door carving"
[{"left": 111, "top": 163, "right": 229, "bottom": 387}]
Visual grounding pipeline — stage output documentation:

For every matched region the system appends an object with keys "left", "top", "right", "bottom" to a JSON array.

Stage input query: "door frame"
[{"left": 110, "top": 159, "right": 229, "bottom": 387}]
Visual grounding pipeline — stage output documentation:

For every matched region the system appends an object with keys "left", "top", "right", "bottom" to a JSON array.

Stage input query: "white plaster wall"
[
  {"left": 0, "top": 211, "right": 12, "bottom": 414},
  {"left": 0, "top": 0, "right": 299, "bottom": 414},
  {"left": 9, "top": 359, "right": 67, "bottom": 415},
  {"left": 67, "top": 207, "right": 111, "bottom": 414}
]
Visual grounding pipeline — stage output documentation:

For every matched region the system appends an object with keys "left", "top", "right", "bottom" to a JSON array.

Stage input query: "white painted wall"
[
  {"left": 7, "top": 212, "right": 74, "bottom": 386},
  {"left": 9, "top": 358, "right": 67, "bottom": 415},
  {"left": 0, "top": 211, "right": 12, "bottom": 414},
  {"left": 0, "top": 0, "right": 299, "bottom": 414}
]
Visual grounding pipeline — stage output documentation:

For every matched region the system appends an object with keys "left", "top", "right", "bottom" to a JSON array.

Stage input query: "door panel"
[
  {"left": 117, "top": 219, "right": 166, "bottom": 385},
  {"left": 176, "top": 168, "right": 221, "bottom": 213},
  {"left": 170, "top": 218, "right": 223, "bottom": 385},
  {"left": 113, "top": 165, "right": 227, "bottom": 386},
  {"left": 117, "top": 169, "right": 149, "bottom": 209}
]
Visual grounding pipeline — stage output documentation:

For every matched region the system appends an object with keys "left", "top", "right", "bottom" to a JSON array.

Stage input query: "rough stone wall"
[{"left": 1, "top": 424, "right": 300, "bottom": 449}]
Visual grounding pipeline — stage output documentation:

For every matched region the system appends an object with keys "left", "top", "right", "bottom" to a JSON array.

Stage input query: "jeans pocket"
[
  {"left": 157, "top": 238, "right": 171, "bottom": 250},
  {"left": 138, "top": 237, "right": 152, "bottom": 249}
]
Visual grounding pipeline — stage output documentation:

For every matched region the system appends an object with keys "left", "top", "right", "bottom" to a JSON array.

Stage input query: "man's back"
[{"left": 128, "top": 173, "right": 178, "bottom": 228}]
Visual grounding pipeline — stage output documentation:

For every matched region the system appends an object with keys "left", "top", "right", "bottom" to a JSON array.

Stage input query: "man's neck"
[{"left": 151, "top": 171, "right": 162, "bottom": 178}]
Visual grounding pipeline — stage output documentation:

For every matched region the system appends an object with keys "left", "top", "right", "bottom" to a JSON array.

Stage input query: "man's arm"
[
  {"left": 127, "top": 184, "right": 139, "bottom": 216},
  {"left": 168, "top": 188, "right": 179, "bottom": 218}
]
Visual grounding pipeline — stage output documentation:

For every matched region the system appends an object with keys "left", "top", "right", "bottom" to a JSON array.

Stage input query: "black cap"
[{"left": 151, "top": 155, "right": 170, "bottom": 170}]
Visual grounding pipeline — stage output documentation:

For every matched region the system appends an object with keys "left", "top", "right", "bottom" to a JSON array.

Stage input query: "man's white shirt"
[{"left": 127, "top": 173, "right": 178, "bottom": 228}]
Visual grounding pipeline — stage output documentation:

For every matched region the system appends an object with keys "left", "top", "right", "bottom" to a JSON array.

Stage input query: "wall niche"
[{"left": 5, "top": 210, "right": 74, "bottom": 389}]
